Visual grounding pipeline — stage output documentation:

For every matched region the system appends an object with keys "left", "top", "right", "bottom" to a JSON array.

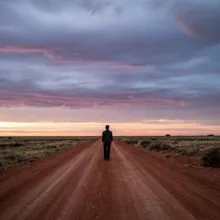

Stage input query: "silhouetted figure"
[{"left": 102, "top": 125, "right": 113, "bottom": 160}]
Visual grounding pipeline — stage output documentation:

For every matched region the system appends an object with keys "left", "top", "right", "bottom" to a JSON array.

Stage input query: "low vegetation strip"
[
  {"left": 121, "top": 136, "right": 220, "bottom": 168},
  {"left": 0, "top": 137, "right": 96, "bottom": 171}
]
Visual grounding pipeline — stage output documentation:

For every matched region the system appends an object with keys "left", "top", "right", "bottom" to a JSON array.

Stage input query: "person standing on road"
[{"left": 102, "top": 125, "right": 113, "bottom": 160}]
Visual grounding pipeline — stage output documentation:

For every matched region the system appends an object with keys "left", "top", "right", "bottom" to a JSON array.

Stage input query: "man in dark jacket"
[{"left": 102, "top": 125, "right": 113, "bottom": 160}]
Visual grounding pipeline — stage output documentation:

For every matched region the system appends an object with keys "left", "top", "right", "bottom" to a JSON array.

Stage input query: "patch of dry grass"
[
  {"left": 121, "top": 136, "right": 220, "bottom": 168},
  {"left": 0, "top": 137, "right": 96, "bottom": 170}
]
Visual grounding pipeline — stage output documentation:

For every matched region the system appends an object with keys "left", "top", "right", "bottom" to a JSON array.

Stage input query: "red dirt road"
[{"left": 0, "top": 140, "right": 220, "bottom": 220}]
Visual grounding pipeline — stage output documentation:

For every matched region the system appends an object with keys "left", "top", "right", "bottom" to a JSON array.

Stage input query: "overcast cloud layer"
[{"left": 0, "top": 0, "right": 220, "bottom": 134}]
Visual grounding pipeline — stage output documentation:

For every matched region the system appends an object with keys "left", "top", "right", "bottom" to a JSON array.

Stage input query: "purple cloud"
[{"left": 0, "top": 0, "right": 220, "bottom": 129}]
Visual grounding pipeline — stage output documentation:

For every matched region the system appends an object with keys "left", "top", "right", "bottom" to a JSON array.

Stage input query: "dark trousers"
[{"left": 103, "top": 143, "right": 111, "bottom": 160}]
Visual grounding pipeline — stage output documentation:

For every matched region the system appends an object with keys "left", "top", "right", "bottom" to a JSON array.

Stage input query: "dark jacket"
[{"left": 102, "top": 130, "right": 113, "bottom": 144}]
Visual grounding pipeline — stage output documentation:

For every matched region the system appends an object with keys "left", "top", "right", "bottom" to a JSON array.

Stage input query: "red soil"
[{"left": 0, "top": 140, "right": 220, "bottom": 220}]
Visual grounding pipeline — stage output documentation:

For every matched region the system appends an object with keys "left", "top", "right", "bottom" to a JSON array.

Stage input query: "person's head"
[{"left": 105, "top": 125, "right": 110, "bottom": 130}]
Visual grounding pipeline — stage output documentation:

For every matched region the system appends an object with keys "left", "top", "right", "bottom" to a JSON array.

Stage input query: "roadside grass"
[
  {"left": 0, "top": 137, "right": 96, "bottom": 171},
  {"left": 120, "top": 136, "right": 220, "bottom": 168}
]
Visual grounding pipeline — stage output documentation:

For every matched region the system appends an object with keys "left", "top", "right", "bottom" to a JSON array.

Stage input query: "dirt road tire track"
[{"left": 0, "top": 140, "right": 220, "bottom": 220}]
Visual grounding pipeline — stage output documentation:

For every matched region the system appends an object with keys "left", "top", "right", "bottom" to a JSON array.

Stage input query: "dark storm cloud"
[
  {"left": 0, "top": 0, "right": 203, "bottom": 65},
  {"left": 0, "top": 0, "right": 220, "bottom": 123},
  {"left": 0, "top": 0, "right": 217, "bottom": 66}
]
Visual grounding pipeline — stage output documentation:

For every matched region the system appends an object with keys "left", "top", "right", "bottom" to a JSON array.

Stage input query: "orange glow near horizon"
[{"left": 0, "top": 121, "right": 220, "bottom": 136}]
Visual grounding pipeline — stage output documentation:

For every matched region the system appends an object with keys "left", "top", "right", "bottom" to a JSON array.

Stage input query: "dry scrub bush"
[
  {"left": 147, "top": 141, "right": 171, "bottom": 151},
  {"left": 203, "top": 147, "right": 220, "bottom": 168},
  {"left": 138, "top": 139, "right": 152, "bottom": 148},
  {"left": 124, "top": 139, "right": 139, "bottom": 145}
]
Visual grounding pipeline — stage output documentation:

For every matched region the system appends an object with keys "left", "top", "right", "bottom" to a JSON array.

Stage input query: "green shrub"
[
  {"left": 124, "top": 139, "right": 138, "bottom": 145},
  {"left": 203, "top": 148, "right": 220, "bottom": 168},
  {"left": 139, "top": 139, "right": 152, "bottom": 148},
  {"left": 148, "top": 141, "right": 171, "bottom": 151},
  {"left": 148, "top": 141, "right": 160, "bottom": 151},
  {"left": 17, "top": 157, "right": 28, "bottom": 163},
  {"left": 170, "top": 145, "right": 177, "bottom": 151},
  {"left": 47, "top": 145, "right": 57, "bottom": 149},
  {"left": 5, "top": 155, "right": 17, "bottom": 161},
  {"left": 28, "top": 156, "right": 40, "bottom": 162},
  {"left": 183, "top": 147, "right": 200, "bottom": 156},
  {"left": 0, "top": 144, "right": 8, "bottom": 149},
  {"left": 11, "top": 143, "right": 24, "bottom": 147},
  {"left": 175, "top": 148, "right": 185, "bottom": 154},
  {"left": 160, "top": 142, "right": 171, "bottom": 151}
]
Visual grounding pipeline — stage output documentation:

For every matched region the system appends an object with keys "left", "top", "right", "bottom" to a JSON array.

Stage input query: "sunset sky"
[{"left": 0, "top": 0, "right": 220, "bottom": 136}]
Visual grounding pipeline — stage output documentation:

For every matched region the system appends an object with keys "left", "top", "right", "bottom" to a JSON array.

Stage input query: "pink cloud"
[
  {"left": 0, "top": 45, "right": 54, "bottom": 58},
  {"left": 0, "top": 45, "right": 144, "bottom": 69},
  {"left": 175, "top": 19, "right": 199, "bottom": 37},
  {"left": 0, "top": 90, "right": 185, "bottom": 109}
]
